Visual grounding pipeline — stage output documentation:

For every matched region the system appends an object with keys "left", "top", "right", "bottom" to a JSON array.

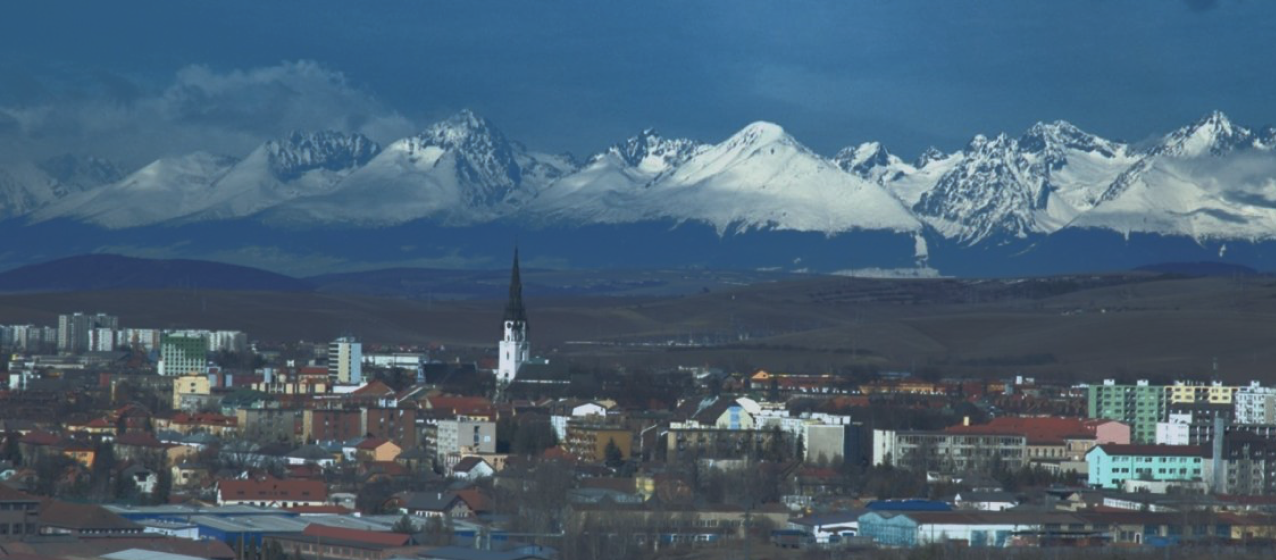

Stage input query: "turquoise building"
[{"left": 1086, "top": 444, "right": 1207, "bottom": 489}]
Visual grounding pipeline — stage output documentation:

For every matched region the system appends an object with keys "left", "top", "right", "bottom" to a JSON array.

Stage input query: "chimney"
[{"left": 963, "top": 416, "right": 970, "bottom": 427}]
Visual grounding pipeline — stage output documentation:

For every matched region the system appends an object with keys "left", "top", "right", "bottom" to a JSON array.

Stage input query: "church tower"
[{"left": 497, "top": 248, "right": 529, "bottom": 385}]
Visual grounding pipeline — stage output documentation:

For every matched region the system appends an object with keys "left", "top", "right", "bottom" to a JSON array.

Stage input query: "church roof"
[{"left": 503, "top": 248, "right": 528, "bottom": 324}]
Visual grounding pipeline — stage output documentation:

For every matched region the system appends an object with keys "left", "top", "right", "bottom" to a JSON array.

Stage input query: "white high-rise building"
[
  {"left": 1235, "top": 381, "right": 1276, "bottom": 425},
  {"left": 328, "top": 336, "right": 363, "bottom": 385},
  {"left": 497, "top": 250, "right": 529, "bottom": 385}
]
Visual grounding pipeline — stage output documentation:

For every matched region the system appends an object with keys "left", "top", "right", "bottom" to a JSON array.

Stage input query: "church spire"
[{"left": 503, "top": 247, "right": 527, "bottom": 324}]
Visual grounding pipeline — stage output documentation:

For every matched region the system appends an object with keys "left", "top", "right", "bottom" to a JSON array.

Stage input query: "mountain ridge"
[{"left": 5, "top": 110, "right": 1276, "bottom": 276}]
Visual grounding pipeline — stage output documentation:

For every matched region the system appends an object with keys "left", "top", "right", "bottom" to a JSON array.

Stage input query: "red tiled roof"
[
  {"left": 427, "top": 395, "right": 493, "bottom": 416},
  {"left": 356, "top": 438, "right": 392, "bottom": 450},
  {"left": 20, "top": 431, "right": 60, "bottom": 446},
  {"left": 218, "top": 477, "right": 328, "bottom": 502},
  {"left": 301, "top": 524, "right": 409, "bottom": 547},
  {"left": 454, "top": 488, "right": 489, "bottom": 513},
  {"left": 945, "top": 416, "right": 1109, "bottom": 444}
]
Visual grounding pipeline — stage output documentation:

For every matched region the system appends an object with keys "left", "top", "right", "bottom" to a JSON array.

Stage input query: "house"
[
  {"left": 115, "top": 432, "right": 195, "bottom": 468},
  {"left": 171, "top": 462, "right": 210, "bottom": 488},
  {"left": 121, "top": 464, "right": 159, "bottom": 495},
  {"left": 287, "top": 444, "right": 338, "bottom": 468},
  {"left": 215, "top": 477, "right": 328, "bottom": 507},
  {"left": 549, "top": 400, "right": 610, "bottom": 440},
  {"left": 355, "top": 439, "right": 401, "bottom": 463},
  {"left": 399, "top": 491, "right": 473, "bottom": 518},
  {"left": 394, "top": 448, "right": 432, "bottom": 472},
  {"left": 451, "top": 457, "right": 494, "bottom": 480},
  {"left": 952, "top": 491, "right": 1020, "bottom": 511},
  {"left": 1086, "top": 444, "right": 1209, "bottom": 490}
]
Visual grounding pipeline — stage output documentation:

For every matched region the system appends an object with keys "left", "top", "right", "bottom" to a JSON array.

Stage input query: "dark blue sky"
[{"left": 1, "top": 0, "right": 1273, "bottom": 166}]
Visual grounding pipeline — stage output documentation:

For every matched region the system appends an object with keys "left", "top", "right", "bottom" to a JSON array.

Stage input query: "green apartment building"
[{"left": 1087, "top": 380, "right": 1168, "bottom": 444}]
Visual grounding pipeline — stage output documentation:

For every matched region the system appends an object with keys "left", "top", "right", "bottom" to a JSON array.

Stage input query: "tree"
[
  {"left": 33, "top": 454, "right": 78, "bottom": 497},
  {"left": 151, "top": 468, "right": 172, "bottom": 505},
  {"left": 604, "top": 438, "right": 623, "bottom": 469},
  {"left": 1, "top": 432, "right": 20, "bottom": 465},
  {"left": 91, "top": 442, "right": 118, "bottom": 500},
  {"left": 392, "top": 514, "right": 416, "bottom": 535}
]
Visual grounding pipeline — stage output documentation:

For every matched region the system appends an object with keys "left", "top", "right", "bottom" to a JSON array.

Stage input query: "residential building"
[
  {"left": 58, "top": 312, "right": 118, "bottom": 354},
  {"left": 1085, "top": 444, "right": 1209, "bottom": 489},
  {"left": 563, "top": 422, "right": 632, "bottom": 463},
  {"left": 1235, "top": 382, "right": 1276, "bottom": 425},
  {"left": 1087, "top": 379, "right": 1168, "bottom": 443},
  {"left": 328, "top": 337, "right": 362, "bottom": 386},
  {"left": 236, "top": 407, "right": 300, "bottom": 444},
  {"left": 435, "top": 418, "right": 497, "bottom": 467},
  {"left": 172, "top": 373, "right": 212, "bottom": 411},
  {"left": 873, "top": 429, "right": 1026, "bottom": 474},
  {"left": 159, "top": 334, "right": 208, "bottom": 376},
  {"left": 944, "top": 417, "right": 1130, "bottom": 474}
]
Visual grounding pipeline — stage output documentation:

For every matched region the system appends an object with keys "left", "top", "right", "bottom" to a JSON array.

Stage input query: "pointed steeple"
[{"left": 503, "top": 248, "right": 527, "bottom": 323}]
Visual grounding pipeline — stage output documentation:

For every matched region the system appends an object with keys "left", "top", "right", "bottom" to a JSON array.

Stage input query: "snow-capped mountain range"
[{"left": 11, "top": 109, "right": 1276, "bottom": 263}]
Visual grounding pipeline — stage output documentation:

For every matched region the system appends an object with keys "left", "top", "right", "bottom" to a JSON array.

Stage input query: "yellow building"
[
  {"left": 172, "top": 373, "right": 211, "bottom": 410},
  {"left": 1168, "top": 381, "right": 1242, "bottom": 405}
]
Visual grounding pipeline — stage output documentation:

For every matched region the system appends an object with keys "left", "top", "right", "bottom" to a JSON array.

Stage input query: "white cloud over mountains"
[{"left": 0, "top": 61, "right": 415, "bottom": 168}]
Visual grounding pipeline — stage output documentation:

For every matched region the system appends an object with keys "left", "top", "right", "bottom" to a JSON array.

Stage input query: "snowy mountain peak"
[
  {"left": 411, "top": 110, "right": 524, "bottom": 194},
  {"left": 914, "top": 147, "right": 947, "bottom": 168},
  {"left": 1159, "top": 110, "right": 1255, "bottom": 157},
  {"left": 730, "top": 121, "right": 791, "bottom": 147},
  {"left": 833, "top": 141, "right": 900, "bottom": 177},
  {"left": 262, "top": 131, "right": 381, "bottom": 181},
  {"left": 1019, "top": 120, "right": 1110, "bottom": 154},
  {"left": 606, "top": 129, "right": 703, "bottom": 174},
  {"left": 37, "top": 154, "right": 123, "bottom": 194}
]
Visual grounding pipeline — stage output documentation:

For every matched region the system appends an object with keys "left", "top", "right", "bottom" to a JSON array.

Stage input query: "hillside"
[
  {"left": 2, "top": 272, "right": 1275, "bottom": 381},
  {"left": 0, "top": 254, "right": 315, "bottom": 293}
]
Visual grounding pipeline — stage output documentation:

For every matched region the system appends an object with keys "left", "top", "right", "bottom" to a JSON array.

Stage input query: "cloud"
[{"left": 0, "top": 61, "right": 416, "bottom": 168}]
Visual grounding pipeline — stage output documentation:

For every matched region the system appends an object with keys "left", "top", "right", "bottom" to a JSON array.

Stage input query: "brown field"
[{"left": 2, "top": 273, "right": 1275, "bottom": 381}]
